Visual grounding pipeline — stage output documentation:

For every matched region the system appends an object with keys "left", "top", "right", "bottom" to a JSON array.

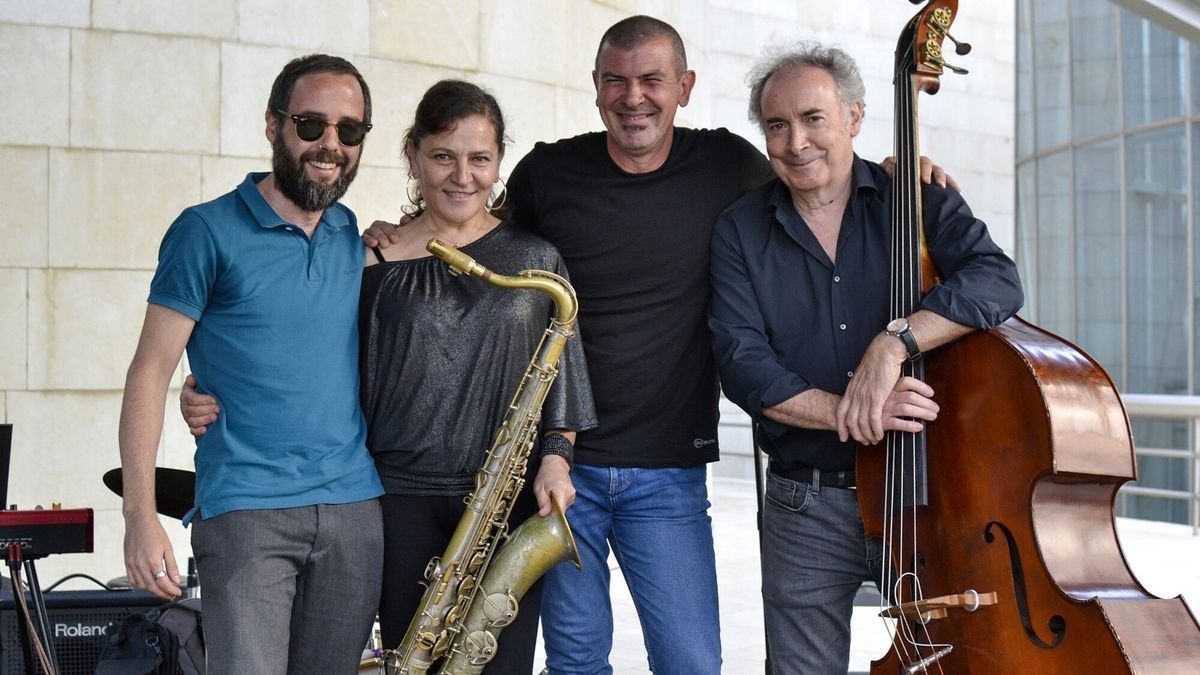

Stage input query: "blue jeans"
[
  {"left": 541, "top": 465, "right": 721, "bottom": 675},
  {"left": 761, "top": 472, "right": 883, "bottom": 675},
  {"left": 192, "top": 500, "right": 384, "bottom": 675}
]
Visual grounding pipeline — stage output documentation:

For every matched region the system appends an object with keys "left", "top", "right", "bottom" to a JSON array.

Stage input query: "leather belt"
[{"left": 770, "top": 463, "right": 856, "bottom": 489}]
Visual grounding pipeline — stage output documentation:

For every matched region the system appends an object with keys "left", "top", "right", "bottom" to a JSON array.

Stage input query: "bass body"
[
  {"left": 860, "top": 2, "right": 1200, "bottom": 671},
  {"left": 860, "top": 316, "right": 1200, "bottom": 673}
]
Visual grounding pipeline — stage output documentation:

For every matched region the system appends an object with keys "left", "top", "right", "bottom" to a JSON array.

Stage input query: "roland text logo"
[{"left": 55, "top": 622, "right": 109, "bottom": 638}]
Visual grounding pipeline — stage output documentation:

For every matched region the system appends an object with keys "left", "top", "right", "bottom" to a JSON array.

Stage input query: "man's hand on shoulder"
[
  {"left": 361, "top": 215, "right": 414, "bottom": 249},
  {"left": 879, "top": 155, "right": 960, "bottom": 192}
]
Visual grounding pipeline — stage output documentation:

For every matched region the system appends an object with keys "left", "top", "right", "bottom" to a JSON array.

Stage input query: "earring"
[
  {"left": 404, "top": 180, "right": 426, "bottom": 216},
  {"left": 488, "top": 177, "right": 508, "bottom": 212}
]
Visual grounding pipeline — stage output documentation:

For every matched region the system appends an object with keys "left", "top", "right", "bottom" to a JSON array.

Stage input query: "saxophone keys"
[
  {"left": 414, "top": 630, "right": 439, "bottom": 651},
  {"left": 480, "top": 590, "right": 519, "bottom": 628},
  {"left": 460, "top": 630, "right": 499, "bottom": 666}
]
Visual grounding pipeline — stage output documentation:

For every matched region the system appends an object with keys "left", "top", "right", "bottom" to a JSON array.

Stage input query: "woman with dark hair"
[{"left": 358, "top": 79, "right": 596, "bottom": 671}]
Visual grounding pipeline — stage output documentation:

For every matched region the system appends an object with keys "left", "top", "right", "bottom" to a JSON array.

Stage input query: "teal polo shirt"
[{"left": 149, "top": 172, "right": 383, "bottom": 523}]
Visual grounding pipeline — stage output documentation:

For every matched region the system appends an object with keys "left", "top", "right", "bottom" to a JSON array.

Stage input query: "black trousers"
[{"left": 379, "top": 483, "right": 543, "bottom": 674}]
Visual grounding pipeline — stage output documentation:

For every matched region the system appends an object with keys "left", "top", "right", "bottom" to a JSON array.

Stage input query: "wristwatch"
[{"left": 885, "top": 317, "right": 922, "bottom": 362}]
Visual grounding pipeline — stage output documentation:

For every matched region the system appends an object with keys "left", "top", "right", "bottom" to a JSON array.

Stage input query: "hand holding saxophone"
[{"left": 535, "top": 430, "right": 576, "bottom": 516}]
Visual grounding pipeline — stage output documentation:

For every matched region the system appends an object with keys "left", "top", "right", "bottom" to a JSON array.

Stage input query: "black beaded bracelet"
[{"left": 540, "top": 432, "right": 574, "bottom": 469}]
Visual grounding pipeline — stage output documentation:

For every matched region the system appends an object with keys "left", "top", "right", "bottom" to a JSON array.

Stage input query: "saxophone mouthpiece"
[{"left": 428, "top": 238, "right": 486, "bottom": 278}]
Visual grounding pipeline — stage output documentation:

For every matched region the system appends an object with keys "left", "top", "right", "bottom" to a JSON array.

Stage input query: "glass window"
[
  {"left": 1034, "top": 0, "right": 1071, "bottom": 150},
  {"left": 1074, "top": 140, "right": 1123, "bottom": 385},
  {"left": 1036, "top": 151, "right": 1073, "bottom": 337},
  {"left": 1016, "top": 0, "right": 1036, "bottom": 159},
  {"left": 1193, "top": 42, "right": 1200, "bottom": 114},
  {"left": 1121, "top": 10, "right": 1187, "bottom": 127},
  {"left": 1070, "top": 0, "right": 1119, "bottom": 139},
  {"left": 1194, "top": 123, "right": 1200, "bottom": 392},
  {"left": 1016, "top": 1, "right": 1200, "bottom": 529},
  {"left": 1016, "top": 162, "right": 1038, "bottom": 319},
  {"left": 1126, "top": 125, "right": 1188, "bottom": 394},
  {"left": 1123, "top": 419, "right": 1191, "bottom": 525}
]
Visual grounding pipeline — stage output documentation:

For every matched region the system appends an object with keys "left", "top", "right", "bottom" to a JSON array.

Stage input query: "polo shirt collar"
[{"left": 236, "top": 172, "right": 351, "bottom": 231}]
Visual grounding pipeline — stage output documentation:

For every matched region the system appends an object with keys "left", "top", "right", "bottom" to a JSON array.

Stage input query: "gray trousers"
[
  {"left": 762, "top": 473, "right": 882, "bottom": 675},
  {"left": 192, "top": 500, "right": 383, "bottom": 675}
]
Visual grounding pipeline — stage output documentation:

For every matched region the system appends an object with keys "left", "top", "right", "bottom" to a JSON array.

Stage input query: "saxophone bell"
[{"left": 438, "top": 497, "right": 581, "bottom": 675}]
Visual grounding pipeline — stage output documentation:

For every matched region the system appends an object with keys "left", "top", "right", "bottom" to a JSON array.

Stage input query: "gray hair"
[{"left": 746, "top": 41, "right": 865, "bottom": 127}]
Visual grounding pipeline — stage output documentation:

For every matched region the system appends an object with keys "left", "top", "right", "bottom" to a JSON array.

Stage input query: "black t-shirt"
[{"left": 507, "top": 128, "right": 773, "bottom": 467}]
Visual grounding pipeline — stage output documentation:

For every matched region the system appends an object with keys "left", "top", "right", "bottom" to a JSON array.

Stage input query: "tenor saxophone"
[{"left": 383, "top": 238, "right": 582, "bottom": 675}]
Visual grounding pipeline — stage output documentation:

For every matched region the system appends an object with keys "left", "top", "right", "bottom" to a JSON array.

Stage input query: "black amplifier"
[{"left": 0, "top": 585, "right": 165, "bottom": 675}]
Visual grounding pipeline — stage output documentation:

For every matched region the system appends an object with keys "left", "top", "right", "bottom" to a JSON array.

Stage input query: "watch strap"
[{"left": 895, "top": 328, "right": 921, "bottom": 362}]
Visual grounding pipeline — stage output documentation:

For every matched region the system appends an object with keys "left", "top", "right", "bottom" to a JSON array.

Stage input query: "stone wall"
[{"left": 0, "top": 0, "right": 1014, "bottom": 588}]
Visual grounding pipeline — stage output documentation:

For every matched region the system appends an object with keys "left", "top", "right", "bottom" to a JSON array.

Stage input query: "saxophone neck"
[
  {"left": 525, "top": 269, "right": 578, "bottom": 328},
  {"left": 427, "top": 237, "right": 578, "bottom": 326}
]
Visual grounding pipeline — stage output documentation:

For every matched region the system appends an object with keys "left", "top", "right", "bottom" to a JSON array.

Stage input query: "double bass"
[{"left": 856, "top": 1, "right": 1200, "bottom": 672}]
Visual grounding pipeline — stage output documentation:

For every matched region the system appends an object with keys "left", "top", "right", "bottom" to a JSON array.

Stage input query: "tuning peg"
[
  {"left": 927, "top": 54, "right": 969, "bottom": 76},
  {"left": 946, "top": 33, "right": 972, "bottom": 55}
]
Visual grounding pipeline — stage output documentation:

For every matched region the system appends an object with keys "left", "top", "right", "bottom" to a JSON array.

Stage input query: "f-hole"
[{"left": 984, "top": 521, "right": 1066, "bottom": 649}]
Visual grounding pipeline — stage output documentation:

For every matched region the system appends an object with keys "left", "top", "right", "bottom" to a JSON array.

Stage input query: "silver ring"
[{"left": 153, "top": 570, "right": 167, "bottom": 580}]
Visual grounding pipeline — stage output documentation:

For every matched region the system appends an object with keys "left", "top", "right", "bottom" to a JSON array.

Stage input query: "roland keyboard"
[{"left": 0, "top": 508, "right": 94, "bottom": 557}]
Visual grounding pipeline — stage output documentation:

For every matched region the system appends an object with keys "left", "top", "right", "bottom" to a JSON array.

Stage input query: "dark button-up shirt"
[{"left": 709, "top": 156, "right": 1024, "bottom": 471}]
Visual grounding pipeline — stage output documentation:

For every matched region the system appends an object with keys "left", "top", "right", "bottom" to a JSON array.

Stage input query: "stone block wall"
[{"left": 0, "top": 0, "right": 1014, "bottom": 588}]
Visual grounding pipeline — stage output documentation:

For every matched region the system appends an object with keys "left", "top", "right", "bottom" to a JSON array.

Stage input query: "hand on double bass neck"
[
  {"left": 837, "top": 330, "right": 907, "bottom": 445},
  {"left": 838, "top": 370, "right": 938, "bottom": 446},
  {"left": 837, "top": 311, "right": 971, "bottom": 444}
]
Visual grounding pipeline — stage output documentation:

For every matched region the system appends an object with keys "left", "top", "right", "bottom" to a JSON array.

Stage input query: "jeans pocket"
[{"left": 764, "top": 474, "right": 814, "bottom": 513}]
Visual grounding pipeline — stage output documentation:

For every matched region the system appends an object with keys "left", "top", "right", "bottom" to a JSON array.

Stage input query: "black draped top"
[{"left": 358, "top": 223, "right": 597, "bottom": 496}]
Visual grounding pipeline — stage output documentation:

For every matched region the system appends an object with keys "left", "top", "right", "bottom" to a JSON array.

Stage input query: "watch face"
[{"left": 887, "top": 318, "right": 908, "bottom": 334}]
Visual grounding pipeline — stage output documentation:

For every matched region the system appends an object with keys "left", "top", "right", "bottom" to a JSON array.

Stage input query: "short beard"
[{"left": 271, "top": 132, "right": 360, "bottom": 213}]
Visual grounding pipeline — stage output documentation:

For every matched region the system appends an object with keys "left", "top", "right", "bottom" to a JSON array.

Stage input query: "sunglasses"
[{"left": 275, "top": 109, "right": 372, "bottom": 147}]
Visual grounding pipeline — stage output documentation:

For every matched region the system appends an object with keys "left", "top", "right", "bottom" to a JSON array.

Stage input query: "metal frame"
[{"left": 1121, "top": 393, "right": 1200, "bottom": 534}]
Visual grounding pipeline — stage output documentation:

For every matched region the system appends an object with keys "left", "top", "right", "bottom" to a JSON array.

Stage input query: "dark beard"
[{"left": 271, "top": 133, "right": 360, "bottom": 213}]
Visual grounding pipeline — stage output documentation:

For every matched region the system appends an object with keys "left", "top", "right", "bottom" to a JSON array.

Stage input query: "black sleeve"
[
  {"left": 541, "top": 252, "right": 599, "bottom": 432},
  {"left": 921, "top": 184, "right": 1025, "bottom": 329},
  {"left": 506, "top": 149, "right": 540, "bottom": 236},
  {"left": 729, "top": 131, "right": 774, "bottom": 192}
]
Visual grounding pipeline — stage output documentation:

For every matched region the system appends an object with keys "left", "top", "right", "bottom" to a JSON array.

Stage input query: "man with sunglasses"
[{"left": 118, "top": 54, "right": 383, "bottom": 673}]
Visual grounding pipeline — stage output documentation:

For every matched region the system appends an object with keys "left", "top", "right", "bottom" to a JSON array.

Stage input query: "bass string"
[{"left": 880, "top": 74, "right": 952, "bottom": 674}]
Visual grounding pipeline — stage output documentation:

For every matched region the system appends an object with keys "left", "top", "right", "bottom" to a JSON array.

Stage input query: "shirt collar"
[
  {"left": 768, "top": 152, "right": 877, "bottom": 203},
  {"left": 765, "top": 153, "right": 880, "bottom": 268},
  {"left": 849, "top": 153, "right": 883, "bottom": 198},
  {"left": 766, "top": 153, "right": 883, "bottom": 218},
  {"left": 236, "top": 172, "right": 352, "bottom": 231}
]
